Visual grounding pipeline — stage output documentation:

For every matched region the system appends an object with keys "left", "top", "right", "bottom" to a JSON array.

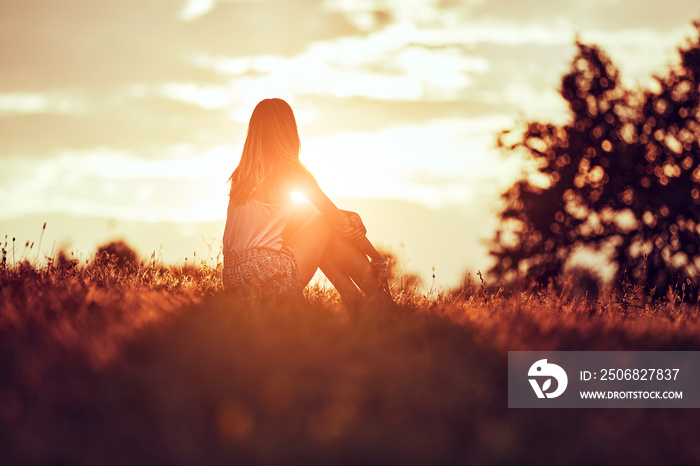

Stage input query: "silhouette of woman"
[{"left": 222, "top": 98, "right": 390, "bottom": 302}]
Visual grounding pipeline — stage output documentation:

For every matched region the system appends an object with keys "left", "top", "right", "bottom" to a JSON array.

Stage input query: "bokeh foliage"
[{"left": 491, "top": 20, "right": 700, "bottom": 295}]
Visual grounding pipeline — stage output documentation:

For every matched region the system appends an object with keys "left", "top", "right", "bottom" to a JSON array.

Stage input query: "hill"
[{"left": 2, "top": 261, "right": 700, "bottom": 465}]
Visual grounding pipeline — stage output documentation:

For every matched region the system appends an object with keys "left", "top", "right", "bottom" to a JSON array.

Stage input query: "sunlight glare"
[{"left": 291, "top": 191, "right": 310, "bottom": 204}]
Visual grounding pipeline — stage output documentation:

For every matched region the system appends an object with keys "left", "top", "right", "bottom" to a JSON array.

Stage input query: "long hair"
[{"left": 228, "top": 98, "right": 303, "bottom": 204}]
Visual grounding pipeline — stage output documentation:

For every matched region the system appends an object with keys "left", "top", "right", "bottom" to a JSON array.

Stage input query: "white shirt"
[{"left": 222, "top": 197, "right": 294, "bottom": 257}]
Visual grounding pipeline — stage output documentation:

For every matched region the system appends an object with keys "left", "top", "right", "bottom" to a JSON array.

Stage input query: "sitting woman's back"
[
  {"left": 221, "top": 98, "right": 390, "bottom": 302},
  {"left": 223, "top": 197, "right": 293, "bottom": 257}
]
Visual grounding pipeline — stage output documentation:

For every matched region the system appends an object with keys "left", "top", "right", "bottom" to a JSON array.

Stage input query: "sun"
[{"left": 290, "top": 191, "right": 310, "bottom": 204}]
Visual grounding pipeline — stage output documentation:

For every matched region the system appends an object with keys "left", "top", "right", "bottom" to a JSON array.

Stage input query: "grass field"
[{"left": 2, "top": 252, "right": 700, "bottom": 465}]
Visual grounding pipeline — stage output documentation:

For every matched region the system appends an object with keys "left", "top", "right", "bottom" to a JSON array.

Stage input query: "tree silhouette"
[
  {"left": 490, "top": 21, "right": 700, "bottom": 296},
  {"left": 95, "top": 240, "right": 139, "bottom": 271}
]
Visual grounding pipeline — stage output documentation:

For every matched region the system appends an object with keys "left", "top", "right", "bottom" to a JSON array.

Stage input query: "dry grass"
[{"left": 2, "top": 256, "right": 700, "bottom": 465}]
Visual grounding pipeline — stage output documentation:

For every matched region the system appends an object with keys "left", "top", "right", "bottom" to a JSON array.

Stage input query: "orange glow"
[
  {"left": 2, "top": 1, "right": 698, "bottom": 287},
  {"left": 291, "top": 191, "right": 310, "bottom": 204}
]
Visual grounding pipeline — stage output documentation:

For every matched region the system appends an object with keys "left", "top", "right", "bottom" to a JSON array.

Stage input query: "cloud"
[
  {"left": 467, "top": 0, "right": 700, "bottom": 32},
  {"left": 0, "top": 0, "right": 378, "bottom": 160},
  {"left": 0, "top": 0, "right": 223, "bottom": 91},
  {"left": 0, "top": 114, "right": 519, "bottom": 224},
  {"left": 300, "top": 115, "right": 521, "bottom": 207},
  {"left": 294, "top": 95, "right": 505, "bottom": 136},
  {"left": 0, "top": 92, "right": 88, "bottom": 115},
  {"left": 327, "top": 0, "right": 447, "bottom": 28},
  {"left": 0, "top": 95, "right": 237, "bottom": 157},
  {"left": 2, "top": 0, "right": 699, "bottom": 290},
  {"left": 0, "top": 0, "right": 364, "bottom": 93},
  {"left": 3, "top": 0, "right": 694, "bottom": 161},
  {"left": 0, "top": 145, "right": 236, "bottom": 222},
  {"left": 3, "top": 0, "right": 700, "bottom": 243},
  {"left": 183, "top": 0, "right": 362, "bottom": 56},
  {"left": 190, "top": 24, "right": 491, "bottom": 110}
]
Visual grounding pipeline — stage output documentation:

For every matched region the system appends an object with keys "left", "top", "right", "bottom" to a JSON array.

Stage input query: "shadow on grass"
[{"left": 3, "top": 286, "right": 700, "bottom": 465}]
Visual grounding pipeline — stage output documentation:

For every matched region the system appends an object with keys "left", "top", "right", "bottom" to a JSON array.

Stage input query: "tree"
[
  {"left": 490, "top": 20, "right": 700, "bottom": 296},
  {"left": 95, "top": 240, "right": 139, "bottom": 270}
]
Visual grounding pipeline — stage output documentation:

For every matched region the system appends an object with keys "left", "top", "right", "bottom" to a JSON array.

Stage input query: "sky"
[{"left": 2, "top": 0, "right": 700, "bottom": 288}]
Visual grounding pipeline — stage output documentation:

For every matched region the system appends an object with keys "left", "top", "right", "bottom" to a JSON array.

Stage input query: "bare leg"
[
  {"left": 285, "top": 212, "right": 334, "bottom": 285},
  {"left": 316, "top": 253, "right": 364, "bottom": 302},
  {"left": 320, "top": 234, "right": 375, "bottom": 294},
  {"left": 285, "top": 212, "right": 376, "bottom": 301}
]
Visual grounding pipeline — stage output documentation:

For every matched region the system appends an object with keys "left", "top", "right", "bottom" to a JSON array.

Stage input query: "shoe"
[{"left": 371, "top": 259, "right": 393, "bottom": 302}]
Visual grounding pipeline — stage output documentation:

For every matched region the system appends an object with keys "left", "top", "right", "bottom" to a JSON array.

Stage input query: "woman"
[{"left": 222, "top": 98, "right": 390, "bottom": 302}]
